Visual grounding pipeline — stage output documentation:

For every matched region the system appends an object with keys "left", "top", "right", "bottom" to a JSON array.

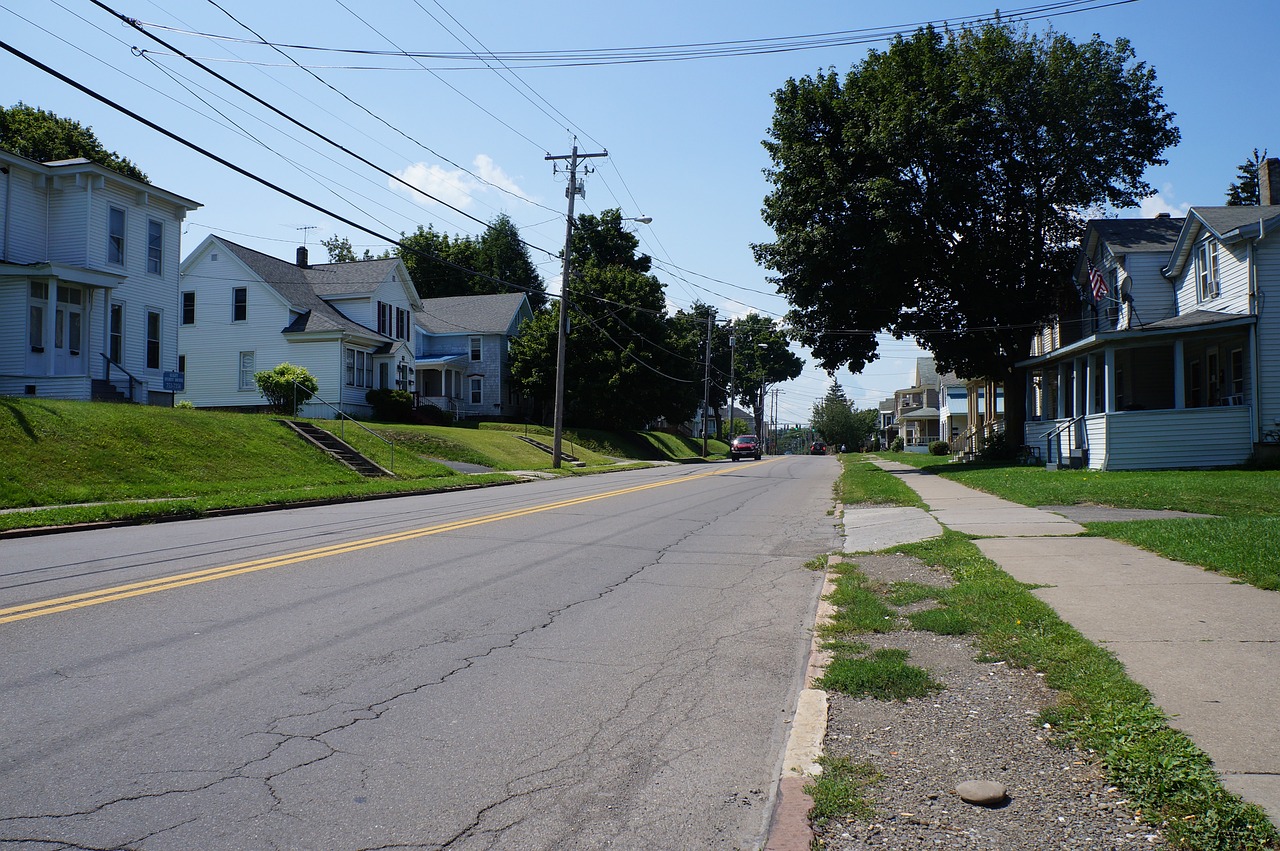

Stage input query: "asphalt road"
[{"left": 0, "top": 456, "right": 840, "bottom": 850}]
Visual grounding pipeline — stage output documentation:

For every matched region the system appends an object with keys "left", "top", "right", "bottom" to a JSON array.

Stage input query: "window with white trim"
[
  {"left": 108, "top": 206, "right": 125, "bottom": 266},
  {"left": 233, "top": 287, "right": 247, "bottom": 321},
  {"left": 181, "top": 291, "right": 195, "bottom": 325},
  {"left": 238, "top": 351, "right": 256, "bottom": 390},
  {"left": 470, "top": 336, "right": 482, "bottom": 361},
  {"left": 470, "top": 377, "right": 483, "bottom": 404},
  {"left": 344, "top": 348, "right": 373, "bottom": 387},
  {"left": 1197, "top": 240, "right": 1220, "bottom": 301},
  {"left": 109, "top": 303, "right": 124, "bottom": 363},
  {"left": 28, "top": 282, "right": 47, "bottom": 353},
  {"left": 146, "top": 310, "right": 161, "bottom": 369},
  {"left": 147, "top": 219, "right": 163, "bottom": 275}
]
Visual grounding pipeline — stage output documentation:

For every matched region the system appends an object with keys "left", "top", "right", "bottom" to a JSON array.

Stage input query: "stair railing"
[
  {"left": 291, "top": 380, "right": 393, "bottom": 473},
  {"left": 99, "top": 353, "right": 139, "bottom": 401},
  {"left": 1046, "top": 415, "right": 1084, "bottom": 467}
]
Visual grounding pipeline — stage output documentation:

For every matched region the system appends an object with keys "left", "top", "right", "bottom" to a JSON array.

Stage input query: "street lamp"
[{"left": 621, "top": 215, "right": 653, "bottom": 225}]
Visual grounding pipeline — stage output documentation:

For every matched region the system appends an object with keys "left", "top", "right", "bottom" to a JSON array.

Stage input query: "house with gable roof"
[
  {"left": 414, "top": 292, "right": 532, "bottom": 419},
  {"left": 0, "top": 150, "right": 199, "bottom": 403},
  {"left": 176, "top": 235, "right": 418, "bottom": 417},
  {"left": 1018, "top": 158, "right": 1280, "bottom": 469}
]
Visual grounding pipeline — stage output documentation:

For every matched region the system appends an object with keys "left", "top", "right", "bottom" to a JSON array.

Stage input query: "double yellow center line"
[{"left": 1, "top": 464, "right": 758, "bottom": 625}]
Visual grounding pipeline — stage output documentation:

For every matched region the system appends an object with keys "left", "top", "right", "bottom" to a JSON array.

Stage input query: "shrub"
[
  {"left": 366, "top": 388, "right": 414, "bottom": 422},
  {"left": 254, "top": 363, "right": 317, "bottom": 416},
  {"left": 412, "top": 403, "right": 454, "bottom": 426},
  {"left": 890, "top": 436, "right": 904, "bottom": 452},
  {"left": 175, "top": 400, "right": 195, "bottom": 409},
  {"left": 929, "top": 440, "right": 950, "bottom": 455}
]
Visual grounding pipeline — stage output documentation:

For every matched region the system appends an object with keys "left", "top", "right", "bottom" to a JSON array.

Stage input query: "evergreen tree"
[{"left": 1225, "top": 148, "right": 1267, "bottom": 206}]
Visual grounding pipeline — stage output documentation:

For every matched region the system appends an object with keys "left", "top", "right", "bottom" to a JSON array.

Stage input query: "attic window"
[{"left": 211, "top": 252, "right": 219, "bottom": 261}]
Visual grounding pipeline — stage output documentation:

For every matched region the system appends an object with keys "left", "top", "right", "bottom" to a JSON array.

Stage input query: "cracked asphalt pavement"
[{"left": 0, "top": 458, "right": 840, "bottom": 850}]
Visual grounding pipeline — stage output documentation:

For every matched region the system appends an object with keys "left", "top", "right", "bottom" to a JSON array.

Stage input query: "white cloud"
[
  {"left": 1138, "top": 183, "right": 1191, "bottom": 218},
  {"left": 391, "top": 154, "right": 532, "bottom": 210}
]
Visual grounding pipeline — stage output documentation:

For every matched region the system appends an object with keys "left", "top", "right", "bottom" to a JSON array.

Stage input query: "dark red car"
[{"left": 730, "top": 434, "right": 762, "bottom": 461}]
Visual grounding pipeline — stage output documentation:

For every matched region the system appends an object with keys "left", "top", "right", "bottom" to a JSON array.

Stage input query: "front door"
[{"left": 53, "top": 285, "right": 86, "bottom": 374}]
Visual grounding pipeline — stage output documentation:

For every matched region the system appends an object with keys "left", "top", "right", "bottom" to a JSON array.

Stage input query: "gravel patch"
[{"left": 815, "top": 553, "right": 1166, "bottom": 850}]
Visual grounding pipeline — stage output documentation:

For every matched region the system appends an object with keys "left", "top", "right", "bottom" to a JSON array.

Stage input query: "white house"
[
  {"left": 1019, "top": 161, "right": 1280, "bottom": 469},
  {"left": 176, "top": 235, "right": 418, "bottom": 418},
  {"left": 0, "top": 151, "right": 199, "bottom": 403},
  {"left": 414, "top": 293, "right": 533, "bottom": 420}
]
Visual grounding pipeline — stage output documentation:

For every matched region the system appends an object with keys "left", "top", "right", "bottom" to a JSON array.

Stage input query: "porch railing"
[
  {"left": 292, "top": 380, "right": 394, "bottom": 473},
  {"left": 99, "top": 353, "right": 139, "bottom": 401}
]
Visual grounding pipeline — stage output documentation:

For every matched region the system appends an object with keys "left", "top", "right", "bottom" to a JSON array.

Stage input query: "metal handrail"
[
  {"left": 291, "top": 380, "right": 394, "bottom": 473},
  {"left": 99, "top": 353, "right": 139, "bottom": 401},
  {"left": 1046, "top": 415, "right": 1084, "bottom": 466}
]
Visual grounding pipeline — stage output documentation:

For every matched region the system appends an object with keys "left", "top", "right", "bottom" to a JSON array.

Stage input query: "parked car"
[
  {"left": 730, "top": 434, "right": 762, "bottom": 461},
  {"left": 810, "top": 442, "right": 827, "bottom": 455}
]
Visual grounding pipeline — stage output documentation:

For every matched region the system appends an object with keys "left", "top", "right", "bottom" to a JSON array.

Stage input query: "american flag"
[{"left": 1088, "top": 259, "right": 1109, "bottom": 302}]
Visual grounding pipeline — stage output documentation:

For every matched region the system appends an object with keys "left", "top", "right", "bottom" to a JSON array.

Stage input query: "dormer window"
[{"left": 1196, "top": 240, "right": 1220, "bottom": 301}]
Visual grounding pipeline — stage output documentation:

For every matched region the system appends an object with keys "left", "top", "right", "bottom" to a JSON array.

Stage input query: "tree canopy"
[
  {"left": 1225, "top": 148, "right": 1267, "bottom": 206},
  {"left": 0, "top": 102, "right": 148, "bottom": 182},
  {"left": 509, "top": 209, "right": 698, "bottom": 430},
  {"left": 810, "top": 381, "right": 878, "bottom": 450},
  {"left": 753, "top": 23, "right": 1179, "bottom": 439},
  {"left": 726, "top": 313, "right": 803, "bottom": 437}
]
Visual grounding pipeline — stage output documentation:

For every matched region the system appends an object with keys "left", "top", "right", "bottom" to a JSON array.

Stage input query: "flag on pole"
[{"left": 1088, "top": 259, "right": 1109, "bottom": 302}]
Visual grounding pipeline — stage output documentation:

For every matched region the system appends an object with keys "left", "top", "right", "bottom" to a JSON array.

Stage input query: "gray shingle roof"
[
  {"left": 1193, "top": 205, "right": 1280, "bottom": 238},
  {"left": 1092, "top": 216, "right": 1184, "bottom": 253},
  {"left": 416, "top": 293, "right": 530, "bottom": 335},
  {"left": 217, "top": 238, "right": 392, "bottom": 340},
  {"left": 1139, "top": 309, "right": 1254, "bottom": 331}
]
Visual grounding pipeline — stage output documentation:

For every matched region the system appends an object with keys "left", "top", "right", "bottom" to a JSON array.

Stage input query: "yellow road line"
[{"left": 1, "top": 462, "right": 765, "bottom": 625}]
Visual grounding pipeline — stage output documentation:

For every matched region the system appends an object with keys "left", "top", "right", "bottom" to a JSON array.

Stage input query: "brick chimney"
[
  {"left": 1261, "top": 157, "right": 1280, "bottom": 206},
  {"left": 296, "top": 245, "right": 309, "bottom": 268}
]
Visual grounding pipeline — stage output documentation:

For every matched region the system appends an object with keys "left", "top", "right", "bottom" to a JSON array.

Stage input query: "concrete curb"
[{"left": 765, "top": 562, "right": 839, "bottom": 849}]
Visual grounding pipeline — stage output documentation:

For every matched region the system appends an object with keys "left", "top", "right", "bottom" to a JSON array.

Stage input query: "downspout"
[{"left": 1248, "top": 234, "right": 1262, "bottom": 445}]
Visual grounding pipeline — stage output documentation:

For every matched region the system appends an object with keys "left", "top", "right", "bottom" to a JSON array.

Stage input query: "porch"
[{"left": 1020, "top": 313, "right": 1260, "bottom": 470}]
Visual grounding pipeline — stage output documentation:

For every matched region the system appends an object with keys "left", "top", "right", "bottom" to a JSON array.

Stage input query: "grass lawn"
[
  {"left": 0, "top": 398, "right": 709, "bottom": 531},
  {"left": 875, "top": 453, "right": 1280, "bottom": 591}
]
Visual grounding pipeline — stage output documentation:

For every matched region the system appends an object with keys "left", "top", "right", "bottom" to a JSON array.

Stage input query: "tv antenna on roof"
[{"left": 296, "top": 225, "right": 317, "bottom": 245}]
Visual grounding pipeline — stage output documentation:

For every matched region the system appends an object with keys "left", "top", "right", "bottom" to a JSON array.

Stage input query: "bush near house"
[
  {"left": 929, "top": 440, "right": 950, "bottom": 456},
  {"left": 366, "top": 388, "right": 414, "bottom": 422},
  {"left": 254, "top": 363, "right": 317, "bottom": 416}
]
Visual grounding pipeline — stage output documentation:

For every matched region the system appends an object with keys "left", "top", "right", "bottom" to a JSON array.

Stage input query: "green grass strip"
[
  {"left": 1086, "top": 518, "right": 1280, "bottom": 591},
  {"left": 817, "top": 648, "right": 944, "bottom": 701},
  {"left": 894, "top": 531, "right": 1278, "bottom": 850},
  {"left": 836, "top": 455, "right": 925, "bottom": 507}
]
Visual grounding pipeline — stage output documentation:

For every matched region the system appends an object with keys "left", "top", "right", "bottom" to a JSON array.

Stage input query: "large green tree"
[
  {"left": 510, "top": 210, "right": 698, "bottom": 429},
  {"left": 391, "top": 214, "right": 547, "bottom": 309},
  {"left": 726, "top": 313, "right": 803, "bottom": 438},
  {"left": 1225, "top": 148, "right": 1267, "bottom": 206},
  {"left": 0, "top": 102, "right": 147, "bottom": 182},
  {"left": 810, "top": 381, "right": 878, "bottom": 450},
  {"left": 753, "top": 23, "right": 1179, "bottom": 444}
]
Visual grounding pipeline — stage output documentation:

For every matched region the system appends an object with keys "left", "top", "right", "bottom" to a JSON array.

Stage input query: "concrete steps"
[{"left": 279, "top": 420, "right": 393, "bottom": 477}]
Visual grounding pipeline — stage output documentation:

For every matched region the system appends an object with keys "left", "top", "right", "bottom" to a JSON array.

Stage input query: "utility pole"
[
  {"left": 545, "top": 141, "right": 606, "bottom": 469},
  {"left": 701, "top": 311, "right": 712, "bottom": 457}
]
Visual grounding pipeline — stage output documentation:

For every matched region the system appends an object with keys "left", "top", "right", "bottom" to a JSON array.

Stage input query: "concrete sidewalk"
[{"left": 862, "top": 459, "right": 1280, "bottom": 824}]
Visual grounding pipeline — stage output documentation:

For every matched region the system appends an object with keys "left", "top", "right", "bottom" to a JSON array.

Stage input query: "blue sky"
[{"left": 4, "top": 0, "right": 1276, "bottom": 423}]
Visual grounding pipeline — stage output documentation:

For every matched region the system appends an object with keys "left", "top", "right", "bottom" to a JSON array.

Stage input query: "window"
[
  {"left": 108, "top": 206, "right": 125, "bottom": 265},
  {"left": 232, "top": 287, "right": 248, "bottom": 321},
  {"left": 28, "top": 282, "right": 47, "bottom": 353},
  {"left": 470, "top": 336, "right": 482, "bottom": 361},
  {"left": 396, "top": 308, "right": 407, "bottom": 340},
  {"left": 344, "top": 348, "right": 372, "bottom": 387},
  {"left": 109, "top": 303, "right": 123, "bottom": 363},
  {"left": 147, "top": 219, "right": 163, "bottom": 275},
  {"left": 1197, "top": 241, "right": 1220, "bottom": 301},
  {"left": 146, "top": 310, "right": 161, "bottom": 369},
  {"left": 238, "top": 351, "right": 256, "bottom": 390},
  {"left": 377, "top": 301, "right": 391, "bottom": 336},
  {"left": 178, "top": 354, "right": 186, "bottom": 374},
  {"left": 379, "top": 362, "right": 389, "bottom": 389},
  {"left": 181, "top": 291, "right": 196, "bottom": 325},
  {"left": 470, "top": 377, "right": 483, "bottom": 404}
]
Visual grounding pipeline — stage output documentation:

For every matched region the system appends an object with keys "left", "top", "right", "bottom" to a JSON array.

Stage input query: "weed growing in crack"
[{"left": 805, "top": 756, "right": 881, "bottom": 825}]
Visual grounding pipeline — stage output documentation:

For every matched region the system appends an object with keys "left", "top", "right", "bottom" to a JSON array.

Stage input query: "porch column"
[
  {"left": 44, "top": 281, "right": 56, "bottom": 377},
  {"left": 1173, "top": 340, "right": 1185, "bottom": 410},
  {"left": 1056, "top": 363, "right": 1067, "bottom": 418},
  {"left": 101, "top": 289, "right": 111, "bottom": 379},
  {"left": 1249, "top": 328, "right": 1260, "bottom": 442},
  {"left": 1104, "top": 347, "right": 1116, "bottom": 413}
]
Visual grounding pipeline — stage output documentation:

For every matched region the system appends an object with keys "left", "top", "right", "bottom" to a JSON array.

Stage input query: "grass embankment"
[
  {"left": 817, "top": 458, "right": 1279, "bottom": 850},
  {"left": 0, "top": 398, "right": 727, "bottom": 531},
  {"left": 879, "top": 451, "right": 1280, "bottom": 591}
]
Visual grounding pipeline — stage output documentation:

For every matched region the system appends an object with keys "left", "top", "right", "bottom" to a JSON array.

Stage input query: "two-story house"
[
  {"left": 1019, "top": 159, "right": 1280, "bottom": 469},
  {"left": 893, "top": 357, "right": 941, "bottom": 450},
  {"left": 0, "top": 151, "right": 199, "bottom": 403},
  {"left": 176, "top": 235, "right": 418, "bottom": 418},
  {"left": 414, "top": 293, "right": 532, "bottom": 420}
]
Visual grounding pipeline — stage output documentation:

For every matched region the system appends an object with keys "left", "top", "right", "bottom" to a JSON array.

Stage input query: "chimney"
[
  {"left": 1155, "top": 212, "right": 1171, "bottom": 219},
  {"left": 296, "top": 245, "right": 309, "bottom": 268},
  {"left": 1261, "top": 157, "right": 1280, "bottom": 206}
]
